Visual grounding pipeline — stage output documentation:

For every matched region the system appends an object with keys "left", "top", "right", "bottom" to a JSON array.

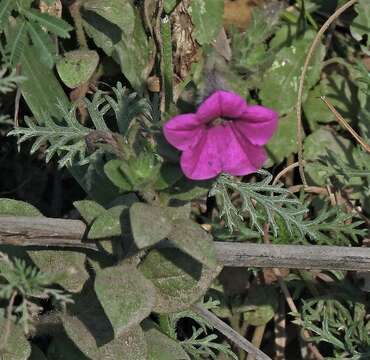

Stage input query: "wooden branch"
[
  {"left": 1, "top": 217, "right": 370, "bottom": 271},
  {"left": 215, "top": 242, "right": 370, "bottom": 271},
  {"left": 192, "top": 304, "right": 271, "bottom": 360},
  {"left": 0, "top": 216, "right": 96, "bottom": 251}
]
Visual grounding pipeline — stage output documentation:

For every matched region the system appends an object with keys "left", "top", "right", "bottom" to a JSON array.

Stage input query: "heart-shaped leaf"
[{"left": 56, "top": 49, "right": 99, "bottom": 88}]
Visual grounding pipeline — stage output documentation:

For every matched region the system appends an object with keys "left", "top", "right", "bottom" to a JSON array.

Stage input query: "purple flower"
[{"left": 163, "top": 90, "right": 278, "bottom": 180}]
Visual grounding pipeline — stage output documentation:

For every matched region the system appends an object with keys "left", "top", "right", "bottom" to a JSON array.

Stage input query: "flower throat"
[{"left": 207, "top": 116, "right": 237, "bottom": 128}]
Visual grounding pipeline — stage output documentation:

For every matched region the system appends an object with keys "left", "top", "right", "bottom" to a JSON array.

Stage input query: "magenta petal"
[
  {"left": 196, "top": 90, "right": 248, "bottom": 123},
  {"left": 163, "top": 114, "right": 205, "bottom": 151},
  {"left": 217, "top": 123, "right": 266, "bottom": 176},
  {"left": 235, "top": 105, "right": 278, "bottom": 146},
  {"left": 180, "top": 126, "right": 223, "bottom": 180}
]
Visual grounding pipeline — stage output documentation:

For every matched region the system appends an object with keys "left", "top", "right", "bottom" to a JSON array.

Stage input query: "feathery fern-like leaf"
[
  {"left": 8, "top": 83, "right": 153, "bottom": 168},
  {"left": 84, "top": 91, "right": 110, "bottom": 131},
  {"left": 210, "top": 171, "right": 310, "bottom": 238},
  {"left": 104, "top": 82, "right": 153, "bottom": 135},
  {"left": 304, "top": 206, "right": 365, "bottom": 246},
  {"left": 165, "top": 299, "right": 238, "bottom": 360},
  {"left": 9, "top": 101, "right": 91, "bottom": 168},
  {"left": 0, "top": 252, "right": 72, "bottom": 333},
  {"left": 24, "top": 9, "right": 73, "bottom": 38},
  {"left": 0, "top": 68, "right": 24, "bottom": 93}
]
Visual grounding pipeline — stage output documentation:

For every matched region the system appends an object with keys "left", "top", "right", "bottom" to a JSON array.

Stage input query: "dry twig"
[
  {"left": 191, "top": 304, "right": 272, "bottom": 360},
  {"left": 2, "top": 217, "right": 370, "bottom": 270},
  {"left": 296, "top": 0, "right": 358, "bottom": 186},
  {"left": 321, "top": 96, "right": 370, "bottom": 153},
  {"left": 262, "top": 225, "right": 324, "bottom": 360}
]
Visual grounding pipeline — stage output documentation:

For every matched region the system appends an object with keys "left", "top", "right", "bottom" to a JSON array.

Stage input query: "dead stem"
[
  {"left": 191, "top": 304, "right": 272, "bottom": 360},
  {"left": 273, "top": 161, "right": 302, "bottom": 185},
  {"left": 288, "top": 185, "right": 328, "bottom": 195},
  {"left": 68, "top": 1, "right": 87, "bottom": 48},
  {"left": 321, "top": 96, "right": 370, "bottom": 153},
  {"left": 296, "top": 0, "right": 358, "bottom": 187},
  {"left": 263, "top": 224, "right": 324, "bottom": 360},
  {"left": 153, "top": 0, "right": 165, "bottom": 112}
]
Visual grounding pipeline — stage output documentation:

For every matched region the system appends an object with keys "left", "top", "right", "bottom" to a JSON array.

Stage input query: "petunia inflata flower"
[{"left": 163, "top": 90, "right": 278, "bottom": 180}]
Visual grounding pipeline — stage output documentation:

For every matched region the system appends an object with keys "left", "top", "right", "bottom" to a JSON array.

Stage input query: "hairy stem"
[
  {"left": 69, "top": 1, "right": 88, "bottom": 49},
  {"left": 246, "top": 324, "right": 267, "bottom": 360},
  {"left": 0, "top": 291, "right": 17, "bottom": 352}
]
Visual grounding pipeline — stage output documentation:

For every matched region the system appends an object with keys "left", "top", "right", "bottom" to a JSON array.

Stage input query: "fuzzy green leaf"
[
  {"left": 81, "top": 0, "right": 150, "bottom": 91},
  {"left": 88, "top": 205, "right": 125, "bottom": 239},
  {"left": 27, "top": 21, "right": 55, "bottom": 68},
  {"left": 163, "top": 203, "right": 191, "bottom": 222},
  {"left": 7, "top": 21, "right": 28, "bottom": 66},
  {"left": 237, "top": 286, "right": 279, "bottom": 326},
  {"left": 99, "top": 325, "right": 148, "bottom": 360},
  {"left": 0, "top": 198, "right": 42, "bottom": 217},
  {"left": 0, "top": 0, "right": 15, "bottom": 31},
  {"left": 104, "top": 82, "right": 153, "bottom": 136},
  {"left": 73, "top": 200, "right": 106, "bottom": 224},
  {"left": 154, "top": 163, "right": 183, "bottom": 191},
  {"left": 303, "top": 71, "right": 361, "bottom": 129},
  {"left": 259, "top": 29, "right": 325, "bottom": 114},
  {"left": 83, "top": 0, "right": 135, "bottom": 34},
  {"left": 56, "top": 50, "right": 99, "bottom": 88},
  {"left": 139, "top": 248, "right": 222, "bottom": 313},
  {"left": 265, "top": 112, "right": 299, "bottom": 165},
  {"left": 162, "top": 178, "right": 211, "bottom": 201},
  {"left": 28, "top": 250, "right": 89, "bottom": 293},
  {"left": 143, "top": 321, "right": 190, "bottom": 360},
  {"left": 167, "top": 219, "right": 218, "bottom": 268},
  {"left": 304, "top": 128, "right": 355, "bottom": 185},
  {"left": 61, "top": 315, "right": 99, "bottom": 358},
  {"left": 94, "top": 263, "right": 156, "bottom": 335},
  {"left": 0, "top": 321, "right": 31, "bottom": 360},
  {"left": 162, "top": 15, "right": 173, "bottom": 110},
  {"left": 18, "top": 44, "right": 70, "bottom": 123},
  {"left": 9, "top": 103, "right": 90, "bottom": 168},
  {"left": 62, "top": 313, "right": 148, "bottom": 360},
  {"left": 104, "top": 159, "right": 133, "bottom": 192},
  {"left": 350, "top": 0, "right": 370, "bottom": 44},
  {"left": 129, "top": 203, "right": 173, "bottom": 249},
  {"left": 189, "top": 0, "right": 224, "bottom": 45}
]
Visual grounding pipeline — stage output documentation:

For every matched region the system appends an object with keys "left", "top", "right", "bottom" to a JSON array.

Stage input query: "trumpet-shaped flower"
[{"left": 163, "top": 90, "right": 278, "bottom": 180}]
